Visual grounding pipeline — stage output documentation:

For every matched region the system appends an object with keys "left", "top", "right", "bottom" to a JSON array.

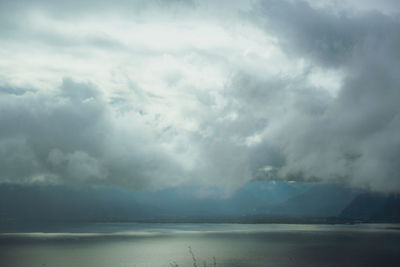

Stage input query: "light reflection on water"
[{"left": 1, "top": 223, "right": 400, "bottom": 267}]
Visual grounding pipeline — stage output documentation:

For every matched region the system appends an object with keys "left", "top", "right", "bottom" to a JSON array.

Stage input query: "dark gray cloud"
[
  {"left": 0, "top": 79, "right": 186, "bottom": 189},
  {"left": 246, "top": 0, "right": 400, "bottom": 191},
  {"left": 256, "top": 0, "right": 400, "bottom": 68}
]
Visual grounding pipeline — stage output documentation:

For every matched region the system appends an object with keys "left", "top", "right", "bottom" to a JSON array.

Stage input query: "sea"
[{"left": 1, "top": 222, "right": 400, "bottom": 267}]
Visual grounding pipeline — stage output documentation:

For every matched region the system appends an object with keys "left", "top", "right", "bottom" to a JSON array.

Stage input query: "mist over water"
[{"left": 1, "top": 223, "right": 400, "bottom": 267}]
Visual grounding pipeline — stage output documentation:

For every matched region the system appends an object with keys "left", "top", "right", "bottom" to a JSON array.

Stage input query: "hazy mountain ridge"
[
  {"left": 265, "top": 184, "right": 360, "bottom": 217},
  {"left": 0, "top": 184, "right": 153, "bottom": 221},
  {"left": 2, "top": 182, "right": 399, "bottom": 223},
  {"left": 0, "top": 182, "right": 308, "bottom": 221},
  {"left": 339, "top": 193, "right": 400, "bottom": 222}
]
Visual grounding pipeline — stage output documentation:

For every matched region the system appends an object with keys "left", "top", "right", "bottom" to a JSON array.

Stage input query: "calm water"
[{"left": 1, "top": 223, "right": 400, "bottom": 267}]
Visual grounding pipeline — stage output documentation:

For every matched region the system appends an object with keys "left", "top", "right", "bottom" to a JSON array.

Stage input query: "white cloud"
[{"left": 0, "top": 0, "right": 399, "bottom": 193}]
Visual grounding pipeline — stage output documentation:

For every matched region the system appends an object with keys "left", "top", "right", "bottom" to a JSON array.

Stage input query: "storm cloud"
[{"left": 0, "top": 0, "right": 399, "bottom": 193}]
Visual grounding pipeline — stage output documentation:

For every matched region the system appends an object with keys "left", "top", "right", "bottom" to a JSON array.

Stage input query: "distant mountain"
[
  {"left": 5, "top": 183, "right": 381, "bottom": 222},
  {"left": 266, "top": 184, "right": 360, "bottom": 217},
  {"left": 0, "top": 184, "right": 153, "bottom": 221},
  {"left": 339, "top": 193, "right": 400, "bottom": 222},
  {"left": 0, "top": 181, "right": 309, "bottom": 221},
  {"left": 133, "top": 181, "right": 310, "bottom": 218}
]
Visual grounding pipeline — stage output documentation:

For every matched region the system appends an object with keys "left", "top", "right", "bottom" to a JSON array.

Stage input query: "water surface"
[{"left": 1, "top": 223, "right": 399, "bottom": 267}]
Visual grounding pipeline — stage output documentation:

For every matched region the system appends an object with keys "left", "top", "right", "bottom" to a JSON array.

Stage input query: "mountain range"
[{"left": 0, "top": 182, "right": 399, "bottom": 222}]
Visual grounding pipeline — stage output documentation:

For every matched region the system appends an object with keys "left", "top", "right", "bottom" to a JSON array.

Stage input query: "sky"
[{"left": 1, "top": 0, "right": 400, "bottom": 195}]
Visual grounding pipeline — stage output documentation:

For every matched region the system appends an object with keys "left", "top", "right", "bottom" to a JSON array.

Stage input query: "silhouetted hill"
[
  {"left": 4, "top": 182, "right": 384, "bottom": 222},
  {"left": 0, "top": 184, "right": 153, "bottom": 221},
  {"left": 0, "top": 182, "right": 308, "bottom": 222},
  {"left": 267, "top": 184, "right": 360, "bottom": 217},
  {"left": 340, "top": 193, "right": 400, "bottom": 222}
]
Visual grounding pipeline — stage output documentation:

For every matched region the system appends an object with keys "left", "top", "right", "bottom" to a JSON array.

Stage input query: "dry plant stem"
[
  {"left": 170, "top": 247, "right": 216, "bottom": 267},
  {"left": 188, "top": 246, "right": 198, "bottom": 267}
]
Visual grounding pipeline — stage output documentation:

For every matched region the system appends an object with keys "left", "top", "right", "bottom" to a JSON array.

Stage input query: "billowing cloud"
[
  {"left": 0, "top": 0, "right": 399, "bottom": 193},
  {"left": 252, "top": 0, "right": 400, "bottom": 191},
  {"left": 0, "top": 78, "right": 186, "bottom": 189}
]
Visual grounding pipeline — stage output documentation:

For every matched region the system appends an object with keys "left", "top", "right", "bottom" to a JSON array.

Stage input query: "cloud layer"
[{"left": 1, "top": 0, "right": 399, "bottom": 192}]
